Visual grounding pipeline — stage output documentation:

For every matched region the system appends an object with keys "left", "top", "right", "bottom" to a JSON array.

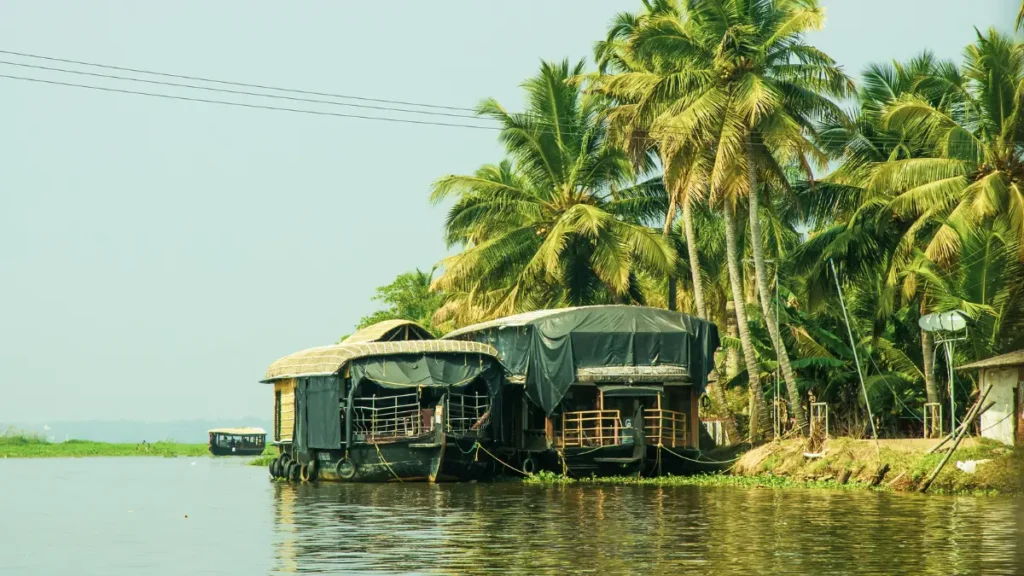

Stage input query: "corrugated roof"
[
  {"left": 341, "top": 320, "right": 433, "bottom": 344},
  {"left": 208, "top": 427, "right": 265, "bottom": 435},
  {"left": 959, "top": 349, "right": 1024, "bottom": 371},
  {"left": 263, "top": 340, "right": 499, "bottom": 382}
]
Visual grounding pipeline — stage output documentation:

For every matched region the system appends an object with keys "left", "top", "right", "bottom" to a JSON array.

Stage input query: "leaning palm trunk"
[
  {"left": 682, "top": 200, "right": 708, "bottom": 320},
  {"left": 723, "top": 205, "right": 771, "bottom": 441},
  {"left": 745, "top": 143, "right": 809, "bottom": 436}
]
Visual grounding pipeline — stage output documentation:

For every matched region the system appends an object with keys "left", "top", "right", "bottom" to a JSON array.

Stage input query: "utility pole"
[{"left": 919, "top": 311, "right": 969, "bottom": 436}]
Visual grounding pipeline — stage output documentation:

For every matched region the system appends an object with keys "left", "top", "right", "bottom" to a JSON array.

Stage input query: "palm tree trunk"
[
  {"left": 725, "top": 299, "right": 741, "bottom": 379},
  {"left": 663, "top": 191, "right": 678, "bottom": 311},
  {"left": 682, "top": 200, "right": 708, "bottom": 320},
  {"left": 745, "top": 140, "right": 809, "bottom": 436},
  {"left": 723, "top": 205, "right": 771, "bottom": 442}
]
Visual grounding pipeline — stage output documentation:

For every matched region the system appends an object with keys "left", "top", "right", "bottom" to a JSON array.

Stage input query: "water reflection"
[{"left": 270, "top": 481, "right": 1023, "bottom": 575}]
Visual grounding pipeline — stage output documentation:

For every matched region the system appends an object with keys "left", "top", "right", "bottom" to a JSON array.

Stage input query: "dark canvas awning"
[
  {"left": 444, "top": 306, "right": 719, "bottom": 416},
  {"left": 598, "top": 384, "right": 663, "bottom": 397}
]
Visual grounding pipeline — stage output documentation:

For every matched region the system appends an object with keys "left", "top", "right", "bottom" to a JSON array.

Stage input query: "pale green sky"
[{"left": 0, "top": 0, "right": 1015, "bottom": 423}]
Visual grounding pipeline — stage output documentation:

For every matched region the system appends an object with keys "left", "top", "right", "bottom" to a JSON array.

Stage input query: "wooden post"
[
  {"left": 598, "top": 390, "right": 604, "bottom": 411},
  {"left": 689, "top": 386, "right": 700, "bottom": 448},
  {"left": 545, "top": 417, "right": 554, "bottom": 449}
]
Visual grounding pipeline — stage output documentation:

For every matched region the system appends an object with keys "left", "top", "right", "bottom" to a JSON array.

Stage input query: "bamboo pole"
[
  {"left": 918, "top": 401, "right": 995, "bottom": 493},
  {"left": 927, "top": 385, "right": 992, "bottom": 454}
]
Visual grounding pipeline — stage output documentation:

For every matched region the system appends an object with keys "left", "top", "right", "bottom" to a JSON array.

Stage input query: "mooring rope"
[
  {"left": 659, "top": 445, "right": 744, "bottom": 466},
  {"left": 556, "top": 449, "right": 569, "bottom": 476},
  {"left": 373, "top": 443, "right": 403, "bottom": 483},
  {"left": 473, "top": 442, "right": 531, "bottom": 477}
]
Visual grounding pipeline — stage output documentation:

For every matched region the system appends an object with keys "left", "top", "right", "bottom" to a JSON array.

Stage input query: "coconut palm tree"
[
  {"left": 871, "top": 29, "right": 1024, "bottom": 267},
  {"left": 430, "top": 60, "right": 675, "bottom": 321},
  {"left": 801, "top": 52, "right": 959, "bottom": 431},
  {"left": 590, "top": 0, "right": 713, "bottom": 320},
  {"left": 617, "top": 0, "right": 853, "bottom": 437}
]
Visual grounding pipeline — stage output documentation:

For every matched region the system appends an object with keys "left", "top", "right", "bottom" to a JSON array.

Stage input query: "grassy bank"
[
  {"left": 0, "top": 434, "right": 208, "bottom": 458},
  {"left": 525, "top": 438, "right": 1022, "bottom": 495},
  {"left": 732, "top": 438, "right": 1022, "bottom": 495}
]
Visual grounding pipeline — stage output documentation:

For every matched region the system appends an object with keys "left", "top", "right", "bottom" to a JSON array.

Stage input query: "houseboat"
[
  {"left": 443, "top": 306, "right": 720, "bottom": 477},
  {"left": 262, "top": 321, "right": 507, "bottom": 482},
  {"left": 208, "top": 427, "right": 266, "bottom": 456}
]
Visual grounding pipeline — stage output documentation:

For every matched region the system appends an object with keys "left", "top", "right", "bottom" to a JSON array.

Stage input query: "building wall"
[
  {"left": 981, "top": 368, "right": 1019, "bottom": 446},
  {"left": 274, "top": 378, "right": 296, "bottom": 443}
]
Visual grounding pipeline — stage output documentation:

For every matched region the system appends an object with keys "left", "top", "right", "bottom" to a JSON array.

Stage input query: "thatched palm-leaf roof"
[
  {"left": 342, "top": 320, "right": 433, "bottom": 344},
  {"left": 263, "top": 340, "right": 498, "bottom": 382},
  {"left": 208, "top": 427, "right": 265, "bottom": 435}
]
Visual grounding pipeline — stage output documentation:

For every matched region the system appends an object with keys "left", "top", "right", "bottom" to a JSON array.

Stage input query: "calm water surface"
[{"left": 0, "top": 457, "right": 1021, "bottom": 575}]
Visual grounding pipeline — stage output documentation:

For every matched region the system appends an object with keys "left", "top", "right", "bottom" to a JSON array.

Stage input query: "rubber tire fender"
[
  {"left": 269, "top": 459, "right": 280, "bottom": 478},
  {"left": 522, "top": 456, "right": 537, "bottom": 475},
  {"left": 287, "top": 462, "right": 300, "bottom": 482},
  {"left": 336, "top": 458, "right": 357, "bottom": 480},
  {"left": 300, "top": 460, "right": 319, "bottom": 482}
]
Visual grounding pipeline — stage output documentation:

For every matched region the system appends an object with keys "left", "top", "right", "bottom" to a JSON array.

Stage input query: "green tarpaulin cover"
[
  {"left": 348, "top": 353, "right": 500, "bottom": 392},
  {"left": 304, "top": 376, "right": 341, "bottom": 450},
  {"left": 446, "top": 306, "right": 719, "bottom": 416}
]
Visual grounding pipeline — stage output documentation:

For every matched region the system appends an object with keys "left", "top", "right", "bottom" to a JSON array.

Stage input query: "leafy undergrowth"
[
  {"left": 0, "top": 434, "right": 208, "bottom": 458},
  {"left": 524, "top": 470, "right": 871, "bottom": 491}
]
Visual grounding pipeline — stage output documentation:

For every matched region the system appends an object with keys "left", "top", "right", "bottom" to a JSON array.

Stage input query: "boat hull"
[{"left": 209, "top": 445, "right": 265, "bottom": 456}]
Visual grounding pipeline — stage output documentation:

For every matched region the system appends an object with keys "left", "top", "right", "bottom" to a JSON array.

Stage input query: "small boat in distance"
[{"left": 208, "top": 427, "right": 267, "bottom": 456}]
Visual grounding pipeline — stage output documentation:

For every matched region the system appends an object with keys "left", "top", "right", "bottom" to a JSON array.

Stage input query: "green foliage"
[
  {"left": 355, "top": 268, "right": 444, "bottom": 336},
  {"left": 430, "top": 59, "right": 674, "bottom": 327}
]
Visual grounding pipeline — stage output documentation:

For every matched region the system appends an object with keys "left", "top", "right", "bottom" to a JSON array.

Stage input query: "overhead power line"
[
  {"left": 0, "top": 59, "right": 488, "bottom": 121},
  {"left": 0, "top": 73, "right": 502, "bottom": 131},
  {"left": 0, "top": 47, "right": 934, "bottom": 148},
  {"left": 0, "top": 48, "right": 478, "bottom": 113}
]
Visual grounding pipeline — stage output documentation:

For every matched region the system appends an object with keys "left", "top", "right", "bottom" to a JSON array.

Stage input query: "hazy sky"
[{"left": 0, "top": 1, "right": 1015, "bottom": 423}]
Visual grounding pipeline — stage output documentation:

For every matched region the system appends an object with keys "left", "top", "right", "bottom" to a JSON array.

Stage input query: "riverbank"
[
  {"left": 732, "top": 437, "right": 1021, "bottom": 495},
  {"left": 526, "top": 438, "right": 1022, "bottom": 495},
  {"left": 0, "top": 435, "right": 208, "bottom": 458}
]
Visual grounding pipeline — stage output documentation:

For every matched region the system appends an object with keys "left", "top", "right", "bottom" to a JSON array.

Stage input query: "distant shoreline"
[{"left": 1, "top": 436, "right": 210, "bottom": 458}]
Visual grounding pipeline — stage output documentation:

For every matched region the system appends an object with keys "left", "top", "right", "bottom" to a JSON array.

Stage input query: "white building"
[{"left": 960, "top": 350, "right": 1024, "bottom": 447}]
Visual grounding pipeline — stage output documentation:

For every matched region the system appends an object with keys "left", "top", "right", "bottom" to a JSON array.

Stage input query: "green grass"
[
  {"left": 0, "top": 434, "right": 208, "bottom": 458},
  {"left": 247, "top": 446, "right": 280, "bottom": 467}
]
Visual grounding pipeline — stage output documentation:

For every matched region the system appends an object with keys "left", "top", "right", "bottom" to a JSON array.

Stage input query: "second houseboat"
[{"left": 263, "top": 321, "right": 506, "bottom": 482}]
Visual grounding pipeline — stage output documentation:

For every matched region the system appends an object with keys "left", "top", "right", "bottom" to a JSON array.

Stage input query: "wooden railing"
[
  {"left": 643, "top": 409, "right": 687, "bottom": 447},
  {"left": 561, "top": 410, "right": 623, "bottom": 447}
]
